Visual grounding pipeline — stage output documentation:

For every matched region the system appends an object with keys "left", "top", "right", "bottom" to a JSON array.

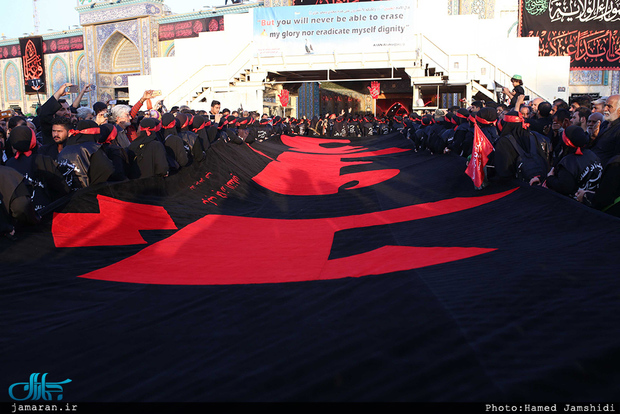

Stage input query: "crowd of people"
[{"left": 1, "top": 76, "right": 619, "bottom": 240}]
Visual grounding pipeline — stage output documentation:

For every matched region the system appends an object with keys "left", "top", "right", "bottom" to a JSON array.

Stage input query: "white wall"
[
  {"left": 130, "top": 1, "right": 570, "bottom": 108},
  {"left": 129, "top": 12, "right": 256, "bottom": 106}
]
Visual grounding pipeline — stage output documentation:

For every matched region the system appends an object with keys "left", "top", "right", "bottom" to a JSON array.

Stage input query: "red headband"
[
  {"left": 141, "top": 123, "right": 161, "bottom": 136},
  {"left": 103, "top": 126, "right": 118, "bottom": 145},
  {"left": 180, "top": 117, "right": 190, "bottom": 130},
  {"left": 503, "top": 115, "right": 529, "bottom": 130},
  {"left": 14, "top": 129, "right": 37, "bottom": 159},
  {"left": 218, "top": 120, "right": 229, "bottom": 130},
  {"left": 456, "top": 112, "right": 468, "bottom": 119},
  {"left": 475, "top": 115, "right": 496, "bottom": 125},
  {"left": 192, "top": 121, "right": 207, "bottom": 133},
  {"left": 163, "top": 120, "right": 176, "bottom": 129},
  {"left": 69, "top": 127, "right": 100, "bottom": 136},
  {"left": 562, "top": 130, "right": 584, "bottom": 155}
]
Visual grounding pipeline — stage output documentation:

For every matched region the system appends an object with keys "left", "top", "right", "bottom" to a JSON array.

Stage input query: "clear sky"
[{"left": 2, "top": 0, "right": 225, "bottom": 40}]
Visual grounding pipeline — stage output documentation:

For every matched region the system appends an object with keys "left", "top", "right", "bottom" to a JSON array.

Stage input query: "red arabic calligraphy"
[{"left": 22, "top": 40, "right": 43, "bottom": 84}]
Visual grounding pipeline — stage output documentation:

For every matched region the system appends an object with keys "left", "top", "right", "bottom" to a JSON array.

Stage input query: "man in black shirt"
[{"left": 591, "top": 95, "right": 620, "bottom": 167}]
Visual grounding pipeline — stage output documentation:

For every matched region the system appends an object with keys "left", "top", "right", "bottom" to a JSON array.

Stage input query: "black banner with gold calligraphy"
[
  {"left": 518, "top": 0, "right": 620, "bottom": 70},
  {"left": 19, "top": 36, "right": 46, "bottom": 94}
]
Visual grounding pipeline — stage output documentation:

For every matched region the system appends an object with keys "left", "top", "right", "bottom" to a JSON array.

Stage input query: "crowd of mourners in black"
[{"left": 1, "top": 76, "right": 620, "bottom": 240}]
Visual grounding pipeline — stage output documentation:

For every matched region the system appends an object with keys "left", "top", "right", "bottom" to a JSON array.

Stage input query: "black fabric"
[
  {"left": 127, "top": 133, "right": 168, "bottom": 179},
  {"left": 101, "top": 144, "right": 129, "bottom": 182},
  {"left": 0, "top": 165, "right": 38, "bottom": 226},
  {"left": 0, "top": 165, "right": 25, "bottom": 216},
  {"left": 2, "top": 133, "right": 620, "bottom": 403},
  {"left": 584, "top": 155, "right": 620, "bottom": 215},
  {"left": 500, "top": 134, "right": 549, "bottom": 181},
  {"left": 38, "top": 143, "right": 61, "bottom": 160},
  {"left": 547, "top": 148, "right": 602, "bottom": 196},
  {"left": 164, "top": 134, "right": 189, "bottom": 169},
  {"left": 529, "top": 116, "right": 552, "bottom": 135},
  {"left": 59, "top": 142, "right": 114, "bottom": 188},
  {"left": 591, "top": 118, "right": 620, "bottom": 167},
  {"left": 448, "top": 123, "right": 470, "bottom": 155}
]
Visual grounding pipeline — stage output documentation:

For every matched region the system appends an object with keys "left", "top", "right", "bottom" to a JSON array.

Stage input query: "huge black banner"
[
  {"left": 19, "top": 36, "right": 46, "bottom": 94},
  {"left": 2, "top": 134, "right": 620, "bottom": 403},
  {"left": 519, "top": 0, "right": 620, "bottom": 70}
]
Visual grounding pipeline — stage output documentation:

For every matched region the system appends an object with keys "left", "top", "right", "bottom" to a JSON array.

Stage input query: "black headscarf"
[
  {"left": 9, "top": 126, "right": 37, "bottom": 159},
  {"left": 499, "top": 110, "right": 530, "bottom": 149},
  {"left": 67, "top": 120, "right": 100, "bottom": 146}
]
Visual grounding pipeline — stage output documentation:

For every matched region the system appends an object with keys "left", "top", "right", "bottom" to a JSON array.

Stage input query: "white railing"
[
  {"left": 165, "top": 41, "right": 256, "bottom": 107},
  {"left": 419, "top": 35, "right": 547, "bottom": 102}
]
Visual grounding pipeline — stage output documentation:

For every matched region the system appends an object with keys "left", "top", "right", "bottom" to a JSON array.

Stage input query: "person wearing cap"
[
  {"left": 544, "top": 125, "right": 602, "bottom": 198},
  {"left": 503, "top": 75, "right": 525, "bottom": 112}
]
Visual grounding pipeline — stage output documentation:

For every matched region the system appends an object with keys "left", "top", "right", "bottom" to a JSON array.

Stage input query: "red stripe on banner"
[
  {"left": 52, "top": 195, "right": 177, "bottom": 248},
  {"left": 253, "top": 136, "right": 411, "bottom": 196},
  {"left": 78, "top": 189, "right": 516, "bottom": 285},
  {"left": 320, "top": 246, "right": 497, "bottom": 280}
]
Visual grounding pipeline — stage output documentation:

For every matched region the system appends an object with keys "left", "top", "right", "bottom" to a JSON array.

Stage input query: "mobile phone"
[
  {"left": 66, "top": 85, "right": 79, "bottom": 93},
  {"left": 209, "top": 114, "right": 216, "bottom": 120},
  {"left": 151, "top": 90, "right": 162, "bottom": 97}
]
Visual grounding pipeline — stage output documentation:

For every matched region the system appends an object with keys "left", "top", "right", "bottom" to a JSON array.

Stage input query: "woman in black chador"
[
  {"left": 58, "top": 120, "right": 115, "bottom": 188},
  {"left": 127, "top": 118, "right": 168, "bottom": 179},
  {"left": 545, "top": 125, "right": 603, "bottom": 198}
]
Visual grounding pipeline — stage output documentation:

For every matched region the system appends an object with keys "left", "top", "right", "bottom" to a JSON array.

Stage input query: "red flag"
[
  {"left": 465, "top": 122, "right": 494, "bottom": 188},
  {"left": 279, "top": 89, "right": 289, "bottom": 107},
  {"left": 368, "top": 81, "right": 380, "bottom": 99}
]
